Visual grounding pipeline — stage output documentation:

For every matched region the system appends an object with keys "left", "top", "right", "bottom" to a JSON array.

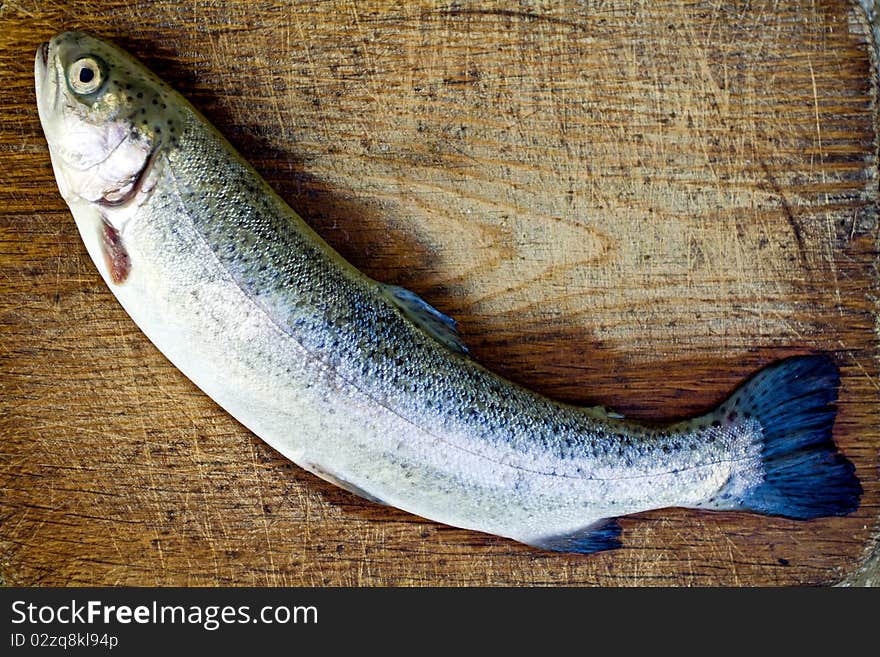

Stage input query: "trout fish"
[{"left": 35, "top": 32, "right": 861, "bottom": 554}]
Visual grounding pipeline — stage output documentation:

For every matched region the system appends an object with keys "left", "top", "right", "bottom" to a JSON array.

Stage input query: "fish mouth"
[{"left": 40, "top": 41, "right": 49, "bottom": 67}]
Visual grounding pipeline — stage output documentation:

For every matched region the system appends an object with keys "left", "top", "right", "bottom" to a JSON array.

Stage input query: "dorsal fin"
[
  {"left": 586, "top": 405, "right": 625, "bottom": 420},
  {"left": 382, "top": 284, "right": 469, "bottom": 356}
]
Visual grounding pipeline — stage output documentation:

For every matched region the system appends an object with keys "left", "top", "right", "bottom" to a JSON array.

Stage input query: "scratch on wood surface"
[
  {"left": 0, "top": 1, "right": 37, "bottom": 19},
  {"left": 839, "top": 341, "right": 880, "bottom": 391},
  {"left": 809, "top": 55, "right": 847, "bottom": 319},
  {"left": 108, "top": 320, "right": 166, "bottom": 582},
  {"left": 248, "top": 439, "right": 278, "bottom": 586},
  {"left": 189, "top": 427, "right": 222, "bottom": 583},
  {"left": 807, "top": 57, "right": 826, "bottom": 180},
  {"left": 758, "top": 161, "right": 810, "bottom": 268}
]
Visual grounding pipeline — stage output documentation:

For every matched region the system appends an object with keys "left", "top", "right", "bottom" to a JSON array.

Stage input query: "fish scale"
[{"left": 35, "top": 31, "right": 861, "bottom": 553}]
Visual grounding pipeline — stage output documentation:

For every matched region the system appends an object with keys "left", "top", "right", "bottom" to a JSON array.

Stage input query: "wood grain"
[{"left": 1, "top": 0, "right": 878, "bottom": 586}]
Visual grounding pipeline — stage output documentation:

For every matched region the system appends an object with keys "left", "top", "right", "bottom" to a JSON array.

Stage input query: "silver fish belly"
[{"left": 35, "top": 32, "right": 861, "bottom": 554}]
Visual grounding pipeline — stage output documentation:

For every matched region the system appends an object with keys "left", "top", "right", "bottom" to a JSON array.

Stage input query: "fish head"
[{"left": 35, "top": 32, "right": 180, "bottom": 216}]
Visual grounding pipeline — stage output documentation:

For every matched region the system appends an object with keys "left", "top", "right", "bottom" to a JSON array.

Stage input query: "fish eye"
[{"left": 68, "top": 57, "right": 104, "bottom": 95}]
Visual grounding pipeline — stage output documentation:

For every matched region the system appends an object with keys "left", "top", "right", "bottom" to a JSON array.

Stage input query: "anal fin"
[
  {"left": 382, "top": 284, "right": 469, "bottom": 356},
  {"left": 524, "top": 518, "right": 623, "bottom": 555},
  {"left": 302, "top": 462, "right": 388, "bottom": 506}
]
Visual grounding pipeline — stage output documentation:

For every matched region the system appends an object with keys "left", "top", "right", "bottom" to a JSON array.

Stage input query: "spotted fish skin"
[{"left": 35, "top": 32, "right": 861, "bottom": 553}]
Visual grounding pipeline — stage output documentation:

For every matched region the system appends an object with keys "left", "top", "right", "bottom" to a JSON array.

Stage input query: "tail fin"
[{"left": 706, "top": 355, "right": 861, "bottom": 519}]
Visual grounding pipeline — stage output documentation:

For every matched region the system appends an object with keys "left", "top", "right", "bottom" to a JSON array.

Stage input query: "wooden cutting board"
[{"left": 1, "top": 0, "right": 877, "bottom": 586}]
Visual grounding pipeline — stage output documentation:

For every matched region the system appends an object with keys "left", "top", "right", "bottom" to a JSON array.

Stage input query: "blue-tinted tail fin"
[{"left": 706, "top": 355, "right": 861, "bottom": 519}]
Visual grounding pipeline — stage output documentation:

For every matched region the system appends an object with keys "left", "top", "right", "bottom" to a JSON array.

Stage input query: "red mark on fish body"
[{"left": 101, "top": 220, "right": 131, "bottom": 284}]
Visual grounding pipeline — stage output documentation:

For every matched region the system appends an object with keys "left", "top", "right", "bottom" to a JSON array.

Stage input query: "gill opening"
[{"left": 97, "top": 144, "right": 161, "bottom": 208}]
